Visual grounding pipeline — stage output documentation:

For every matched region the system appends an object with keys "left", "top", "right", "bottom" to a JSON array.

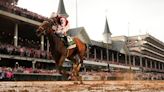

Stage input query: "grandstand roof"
[
  {"left": 111, "top": 36, "right": 129, "bottom": 54},
  {"left": 90, "top": 40, "right": 111, "bottom": 49},
  {"left": 1, "top": 0, "right": 18, "bottom": 5},
  {"left": 130, "top": 34, "right": 164, "bottom": 47},
  {"left": 0, "top": 11, "right": 40, "bottom": 45},
  {"left": 67, "top": 27, "right": 91, "bottom": 44},
  {"left": 112, "top": 40, "right": 128, "bottom": 54}
]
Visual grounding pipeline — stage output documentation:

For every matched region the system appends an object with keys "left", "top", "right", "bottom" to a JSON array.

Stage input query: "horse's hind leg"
[
  {"left": 75, "top": 51, "right": 86, "bottom": 84},
  {"left": 76, "top": 53, "right": 85, "bottom": 72},
  {"left": 73, "top": 57, "right": 82, "bottom": 74},
  {"left": 68, "top": 56, "right": 81, "bottom": 81},
  {"left": 73, "top": 61, "right": 83, "bottom": 84},
  {"left": 72, "top": 63, "right": 83, "bottom": 84}
]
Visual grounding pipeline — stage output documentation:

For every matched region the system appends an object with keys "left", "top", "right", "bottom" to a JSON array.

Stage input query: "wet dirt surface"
[{"left": 0, "top": 80, "right": 164, "bottom": 92}]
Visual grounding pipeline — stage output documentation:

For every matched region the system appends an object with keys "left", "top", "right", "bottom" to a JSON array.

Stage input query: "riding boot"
[{"left": 63, "top": 36, "right": 69, "bottom": 47}]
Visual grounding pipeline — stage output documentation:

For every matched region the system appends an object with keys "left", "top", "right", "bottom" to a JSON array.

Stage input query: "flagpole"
[{"left": 76, "top": 0, "right": 78, "bottom": 27}]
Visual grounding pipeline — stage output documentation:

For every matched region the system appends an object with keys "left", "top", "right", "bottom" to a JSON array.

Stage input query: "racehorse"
[{"left": 36, "top": 20, "right": 87, "bottom": 82}]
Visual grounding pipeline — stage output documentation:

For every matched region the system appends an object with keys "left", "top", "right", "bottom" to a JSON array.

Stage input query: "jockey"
[{"left": 49, "top": 12, "right": 71, "bottom": 47}]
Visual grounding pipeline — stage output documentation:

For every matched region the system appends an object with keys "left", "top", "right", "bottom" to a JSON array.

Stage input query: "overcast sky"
[{"left": 18, "top": 0, "right": 164, "bottom": 42}]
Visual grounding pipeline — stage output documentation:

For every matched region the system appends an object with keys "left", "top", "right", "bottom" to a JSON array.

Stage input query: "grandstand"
[{"left": 0, "top": 0, "right": 164, "bottom": 81}]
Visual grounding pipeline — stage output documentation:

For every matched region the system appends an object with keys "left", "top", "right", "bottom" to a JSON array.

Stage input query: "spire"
[
  {"left": 57, "top": 0, "right": 69, "bottom": 18},
  {"left": 103, "top": 17, "right": 112, "bottom": 44},
  {"left": 103, "top": 17, "right": 112, "bottom": 35}
]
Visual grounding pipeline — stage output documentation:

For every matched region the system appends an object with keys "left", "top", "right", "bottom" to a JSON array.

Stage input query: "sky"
[{"left": 17, "top": 0, "right": 164, "bottom": 42}]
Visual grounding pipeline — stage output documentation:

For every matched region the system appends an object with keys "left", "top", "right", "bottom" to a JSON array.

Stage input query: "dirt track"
[{"left": 0, "top": 80, "right": 164, "bottom": 92}]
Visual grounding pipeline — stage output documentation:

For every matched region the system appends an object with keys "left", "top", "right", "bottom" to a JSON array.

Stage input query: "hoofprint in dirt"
[{"left": 0, "top": 81, "right": 164, "bottom": 92}]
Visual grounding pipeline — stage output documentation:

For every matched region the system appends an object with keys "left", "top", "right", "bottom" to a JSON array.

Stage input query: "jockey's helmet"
[
  {"left": 50, "top": 12, "right": 58, "bottom": 18},
  {"left": 60, "top": 17, "right": 68, "bottom": 26}
]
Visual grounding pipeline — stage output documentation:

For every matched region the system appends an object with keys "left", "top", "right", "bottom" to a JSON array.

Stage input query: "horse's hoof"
[
  {"left": 74, "top": 81, "right": 79, "bottom": 84},
  {"left": 68, "top": 76, "right": 72, "bottom": 80},
  {"left": 80, "top": 81, "right": 83, "bottom": 84}
]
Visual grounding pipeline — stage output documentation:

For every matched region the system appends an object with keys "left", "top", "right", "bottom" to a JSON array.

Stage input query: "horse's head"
[{"left": 36, "top": 21, "right": 52, "bottom": 37}]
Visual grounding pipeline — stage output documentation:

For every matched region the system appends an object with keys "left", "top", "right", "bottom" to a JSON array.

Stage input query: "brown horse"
[{"left": 36, "top": 21, "right": 87, "bottom": 81}]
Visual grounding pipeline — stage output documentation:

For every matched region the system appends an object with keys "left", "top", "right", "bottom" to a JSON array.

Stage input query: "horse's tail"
[{"left": 73, "top": 37, "right": 87, "bottom": 60}]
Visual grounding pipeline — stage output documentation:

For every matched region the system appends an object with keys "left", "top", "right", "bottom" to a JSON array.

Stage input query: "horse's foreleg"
[
  {"left": 57, "top": 66, "right": 70, "bottom": 79},
  {"left": 57, "top": 55, "right": 70, "bottom": 78},
  {"left": 58, "top": 55, "right": 66, "bottom": 67}
]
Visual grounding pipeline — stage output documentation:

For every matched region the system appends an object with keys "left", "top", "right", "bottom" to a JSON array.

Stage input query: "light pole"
[{"left": 76, "top": 0, "right": 78, "bottom": 27}]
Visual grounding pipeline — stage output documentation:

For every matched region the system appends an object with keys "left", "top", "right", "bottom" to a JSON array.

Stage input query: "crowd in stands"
[
  {"left": 0, "top": 67, "right": 14, "bottom": 80},
  {"left": 0, "top": 43, "right": 52, "bottom": 59},
  {"left": 1, "top": 65, "right": 164, "bottom": 80},
  {"left": 1, "top": 42, "right": 164, "bottom": 80},
  {"left": 13, "top": 66, "right": 58, "bottom": 75},
  {"left": 135, "top": 72, "right": 164, "bottom": 80},
  {"left": 0, "top": 0, "right": 48, "bottom": 22},
  {"left": 0, "top": 66, "right": 59, "bottom": 80}
]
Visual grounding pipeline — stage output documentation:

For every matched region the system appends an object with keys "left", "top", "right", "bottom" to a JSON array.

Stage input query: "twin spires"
[
  {"left": 103, "top": 17, "right": 112, "bottom": 44},
  {"left": 103, "top": 17, "right": 112, "bottom": 35},
  {"left": 57, "top": 0, "right": 69, "bottom": 18}
]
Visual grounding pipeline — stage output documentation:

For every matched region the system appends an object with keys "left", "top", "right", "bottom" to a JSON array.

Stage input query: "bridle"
[
  {"left": 36, "top": 18, "right": 59, "bottom": 37},
  {"left": 37, "top": 21, "right": 52, "bottom": 36}
]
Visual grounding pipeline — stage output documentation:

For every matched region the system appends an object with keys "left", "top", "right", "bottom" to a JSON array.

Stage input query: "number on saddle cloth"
[
  {"left": 67, "top": 36, "right": 76, "bottom": 49},
  {"left": 67, "top": 36, "right": 74, "bottom": 45},
  {"left": 62, "top": 36, "right": 76, "bottom": 49}
]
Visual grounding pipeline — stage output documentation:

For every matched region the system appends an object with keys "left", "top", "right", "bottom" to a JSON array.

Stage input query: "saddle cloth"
[
  {"left": 66, "top": 36, "right": 76, "bottom": 49},
  {"left": 55, "top": 32, "right": 76, "bottom": 49}
]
